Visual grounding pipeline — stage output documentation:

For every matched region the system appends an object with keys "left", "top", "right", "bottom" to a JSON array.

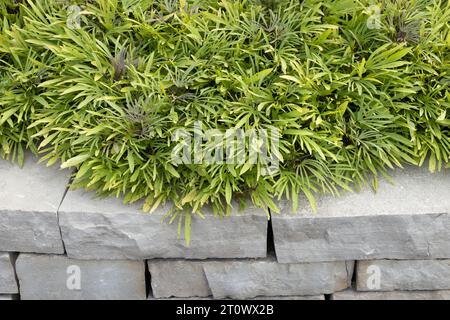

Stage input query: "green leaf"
[
  {"left": 225, "top": 181, "right": 232, "bottom": 205},
  {"left": 0, "top": 108, "right": 19, "bottom": 126},
  {"left": 61, "top": 154, "right": 90, "bottom": 169},
  {"left": 184, "top": 211, "right": 192, "bottom": 246},
  {"left": 127, "top": 152, "right": 135, "bottom": 173}
]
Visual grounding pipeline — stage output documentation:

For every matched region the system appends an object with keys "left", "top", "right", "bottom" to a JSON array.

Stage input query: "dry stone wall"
[{"left": 0, "top": 153, "right": 449, "bottom": 300}]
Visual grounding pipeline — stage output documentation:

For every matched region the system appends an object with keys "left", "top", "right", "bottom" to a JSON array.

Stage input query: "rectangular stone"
[
  {"left": 204, "top": 260, "right": 353, "bottom": 299},
  {"left": 249, "top": 295, "right": 325, "bottom": 300},
  {"left": 0, "top": 294, "right": 19, "bottom": 300},
  {"left": 16, "top": 254, "right": 146, "bottom": 300},
  {"left": 332, "top": 289, "right": 450, "bottom": 300},
  {"left": 0, "top": 253, "right": 18, "bottom": 294},
  {"left": 59, "top": 190, "right": 268, "bottom": 260},
  {"left": 356, "top": 260, "right": 450, "bottom": 291},
  {"left": 149, "top": 295, "right": 325, "bottom": 300},
  {"left": 0, "top": 153, "right": 70, "bottom": 254},
  {"left": 148, "top": 260, "right": 211, "bottom": 298},
  {"left": 272, "top": 166, "right": 450, "bottom": 263},
  {"left": 148, "top": 258, "right": 353, "bottom": 299}
]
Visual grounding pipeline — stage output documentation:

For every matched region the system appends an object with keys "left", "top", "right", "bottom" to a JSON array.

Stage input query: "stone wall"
[{"left": 0, "top": 153, "right": 449, "bottom": 300}]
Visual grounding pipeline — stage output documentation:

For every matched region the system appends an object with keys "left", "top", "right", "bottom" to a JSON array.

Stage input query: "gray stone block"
[
  {"left": 16, "top": 254, "right": 146, "bottom": 300},
  {"left": 148, "top": 259, "right": 349, "bottom": 299},
  {"left": 0, "top": 294, "right": 19, "bottom": 300},
  {"left": 332, "top": 289, "right": 450, "bottom": 300},
  {"left": 148, "top": 296, "right": 214, "bottom": 300},
  {"left": 248, "top": 295, "right": 325, "bottom": 300},
  {"left": 272, "top": 166, "right": 450, "bottom": 263},
  {"left": 0, "top": 253, "right": 18, "bottom": 294},
  {"left": 148, "top": 260, "right": 211, "bottom": 298},
  {"left": 148, "top": 295, "right": 325, "bottom": 300},
  {"left": 59, "top": 190, "right": 268, "bottom": 260},
  {"left": 204, "top": 260, "right": 353, "bottom": 299},
  {"left": 0, "top": 153, "right": 70, "bottom": 254},
  {"left": 356, "top": 260, "right": 450, "bottom": 291},
  {"left": 203, "top": 259, "right": 353, "bottom": 299}
]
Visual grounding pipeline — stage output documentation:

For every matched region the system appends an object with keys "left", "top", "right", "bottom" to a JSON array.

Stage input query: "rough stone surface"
[
  {"left": 148, "top": 259, "right": 352, "bottom": 299},
  {"left": 16, "top": 254, "right": 146, "bottom": 300},
  {"left": 332, "top": 289, "right": 450, "bottom": 300},
  {"left": 59, "top": 190, "right": 268, "bottom": 260},
  {"left": 0, "top": 294, "right": 19, "bottom": 300},
  {"left": 0, "top": 253, "right": 18, "bottom": 294},
  {"left": 0, "top": 153, "right": 70, "bottom": 254},
  {"left": 248, "top": 295, "right": 325, "bottom": 300},
  {"left": 272, "top": 166, "right": 450, "bottom": 263},
  {"left": 149, "top": 295, "right": 325, "bottom": 300},
  {"left": 204, "top": 259, "right": 354, "bottom": 299},
  {"left": 356, "top": 260, "right": 450, "bottom": 291},
  {"left": 148, "top": 260, "right": 211, "bottom": 298}
]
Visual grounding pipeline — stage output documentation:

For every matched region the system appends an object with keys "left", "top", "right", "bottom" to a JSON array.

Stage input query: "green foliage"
[{"left": 0, "top": 0, "right": 449, "bottom": 237}]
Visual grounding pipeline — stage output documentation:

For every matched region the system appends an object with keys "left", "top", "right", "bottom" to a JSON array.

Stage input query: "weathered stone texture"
[
  {"left": 249, "top": 295, "right": 325, "bottom": 300},
  {"left": 204, "top": 260, "right": 353, "bottom": 299},
  {"left": 332, "top": 289, "right": 450, "bottom": 300},
  {"left": 0, "top": 153, "right": 70, "bottom": 254},
  {"left": 16, "top": 254, "right": 146, "bottom": 300},
  {"left": 273, "top": 166, "right": 450, "bottom": 263},
  {"left": 59, "top": 190, "right": 268, "bottom": 260},
  {"left": 148, "top": 259, "right": 353, "bottom": 299},
  {"left": 149, "top": 295, "right": 325, "bottom": 300},
  {"left": 356, "top": 260, "right": 450, "bottom": 291},
  {"left": 0, "top": 253, "right": 18, "bottom": 294},
  {"left": 148, "top": 260, "right": 211, "bottom": 298},
  {"left": 0, "top": 294, "right": 19, "bottom": 300}
]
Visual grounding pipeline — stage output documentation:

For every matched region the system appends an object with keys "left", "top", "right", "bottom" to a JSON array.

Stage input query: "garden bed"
[
  {"left": 0, "top": 0, "right": 449, "bottom": 300},
  {"left": 1, "top": 154, "right": 450, "bottom": 300},
  {"left": 0, "top": 0, "right": 449, "bottom": 230}
]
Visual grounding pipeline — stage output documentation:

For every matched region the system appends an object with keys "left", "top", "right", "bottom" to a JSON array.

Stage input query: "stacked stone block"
[
  {"left": 0, "top": 252, "right": 18, "bottom": 300},
  {"left": 0, "top": 154, "right": 449, "bottom": 300},
  {"left": 15, "top": 254, "right": 146, "bottom": 300},
  {"left": 58, "top": 190, "right": 268, "bottom": 260},
  {"left": 148, "top": 259, "right": 352, "bottom": 299},
  {"left": 0, "top": 153, "right": 69, "bottom": 254},
  {"left": 272, "top": 166, "right": 450, "bottom": 263}
]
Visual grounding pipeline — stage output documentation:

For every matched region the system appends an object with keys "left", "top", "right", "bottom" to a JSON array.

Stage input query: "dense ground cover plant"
[
  {"left": 0, "top": 0, "right": 29, "bottom": 164},
  {"left": 0, "top": 0, "right": 449, "bottom": 237}
]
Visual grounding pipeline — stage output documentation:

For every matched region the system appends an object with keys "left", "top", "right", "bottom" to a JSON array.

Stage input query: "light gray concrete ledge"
[
  {"left": 59, "top": 190, "right": 268, "bottom": 260},
  {"left": 15, "top": 254, "right": 146, "bottom": 300},
  {"left": 0, "top": 153, "right": 70, "bottom": 254},
  {"left": 272, "top": 166, "right": 450, "bottom": 263}
]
